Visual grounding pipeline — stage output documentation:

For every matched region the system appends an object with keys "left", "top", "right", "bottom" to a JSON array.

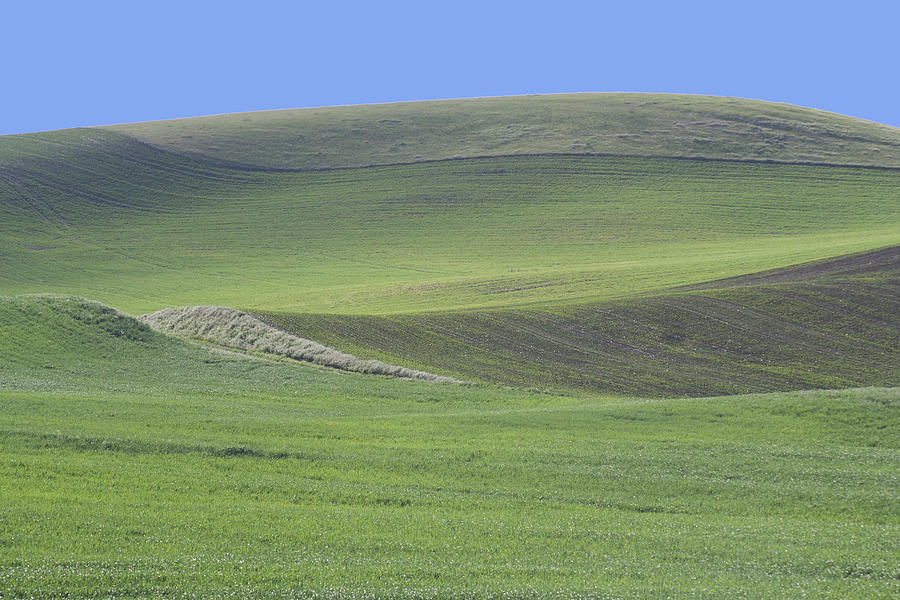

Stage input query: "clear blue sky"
[{"left": 4, "top": 0, "right": 899, "bottom": 135}]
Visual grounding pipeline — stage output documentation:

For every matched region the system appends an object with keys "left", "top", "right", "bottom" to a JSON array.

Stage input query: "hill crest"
[{"left": 105, "top": 93, "right": 900, "bottom": 170}]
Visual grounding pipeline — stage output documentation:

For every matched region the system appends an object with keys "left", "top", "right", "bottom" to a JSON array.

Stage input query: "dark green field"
[{"left": 1, "top": 94, "right": 898, "bottom": 598}]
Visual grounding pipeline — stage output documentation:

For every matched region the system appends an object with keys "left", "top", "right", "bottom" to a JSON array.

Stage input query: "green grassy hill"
[
  {"left": 2, "top": 128, "right": 898, "bottom": 317},
  {"left": 3, "top": 93, "right": 899, "bottom": 399},
  {"left": 109, "top": 93, "right": 900, "bottom": 169},
  {"left": 1, "top": 296, "right": 897, "bottom": 598},
  {"left": 2, "top": 94, "right": 899, "bottom": 598}
]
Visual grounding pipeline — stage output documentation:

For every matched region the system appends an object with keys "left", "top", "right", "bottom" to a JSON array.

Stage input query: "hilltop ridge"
[{"left": 107, "top": 93, "right": 900, "bottom": 169}]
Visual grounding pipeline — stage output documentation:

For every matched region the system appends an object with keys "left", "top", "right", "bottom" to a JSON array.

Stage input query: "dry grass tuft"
[{"left": 139, "top": 306, "right": 461, "bottom": 383}]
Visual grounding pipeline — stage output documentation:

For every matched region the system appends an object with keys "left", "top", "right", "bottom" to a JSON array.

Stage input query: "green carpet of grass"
[{"left": 1, "top": 296, "right": 898, "bottom": 598}]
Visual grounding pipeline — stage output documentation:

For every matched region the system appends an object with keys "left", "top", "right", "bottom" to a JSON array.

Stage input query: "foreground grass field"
[{"left": 1, "top": 297, "right": 898, "bottom": 598}]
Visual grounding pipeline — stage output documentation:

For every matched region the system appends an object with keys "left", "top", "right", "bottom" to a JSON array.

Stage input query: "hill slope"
[
  {"left": 2, "top": 127, "right": 898, "bottom": 315},
  {"left": 109, "top": 93, "right": 900, "bottom": 169},
  {"left": 3, "top": 96, "right": 899, "bottom": 597},
  {"left": 254, "top": 246, "right": 900, "bottom": 397},
  {"left": 2, "top": 94, "right": 898, "bottom": 397}
]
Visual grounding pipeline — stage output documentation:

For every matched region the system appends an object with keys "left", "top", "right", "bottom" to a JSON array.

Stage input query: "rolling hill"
[
  {"left": 2, "top": 93, "right": 898, "bottom": 397},
  {"left": 1, "top": 126, "right": 897, "bottom": 317},
  {"left": 2, "top": 93, "right": 899, "bottom": 598}
]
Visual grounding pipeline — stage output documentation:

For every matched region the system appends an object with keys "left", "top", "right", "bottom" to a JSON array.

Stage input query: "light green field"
[
  {"left": 2, "top": 94, "right": 899, "bottom": 598},
  {"left": 1, "top": 297, "right": 898, "bottom": 599},
  {"left": 2, "top": 129, "right": 898, "bottom": 315}
]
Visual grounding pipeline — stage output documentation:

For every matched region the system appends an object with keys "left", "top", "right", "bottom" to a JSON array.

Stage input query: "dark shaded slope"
[
  {"left": 0, "top": 128, "right": 254, "bottom": 215},
  {"left": 682, "top": 244, "right": 900, "bottom": 290},
  {"left": 254, "top": 247, "right": 900, "bottom": 397}
]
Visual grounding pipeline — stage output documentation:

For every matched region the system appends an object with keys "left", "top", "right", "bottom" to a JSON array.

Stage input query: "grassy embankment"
[
  {"left": 140, "top": 305, "right": 458, "bottom": 382},
  {"left": 1, "top": 296, "right": 898, "bottom": 598}
]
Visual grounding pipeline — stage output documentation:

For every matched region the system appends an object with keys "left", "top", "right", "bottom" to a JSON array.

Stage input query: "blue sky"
[{"left": 3, "top": 1, "right": 898, "bottom": 135}]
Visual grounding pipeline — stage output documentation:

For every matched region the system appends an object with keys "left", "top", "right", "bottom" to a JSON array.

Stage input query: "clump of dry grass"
[{"left": 139, "top": 306, "right": 461, "bottom": 383}]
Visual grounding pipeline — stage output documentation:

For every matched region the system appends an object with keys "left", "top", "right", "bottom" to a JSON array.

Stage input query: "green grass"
[
  {"left": 109, "top": 93, "right": 900, "bottom": 169},
  {"left": 1, "top": 296, "right": 898, "bottom": 598},
  {"left": 2, "top": 128, "right": 898, "bottom": 315}
]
